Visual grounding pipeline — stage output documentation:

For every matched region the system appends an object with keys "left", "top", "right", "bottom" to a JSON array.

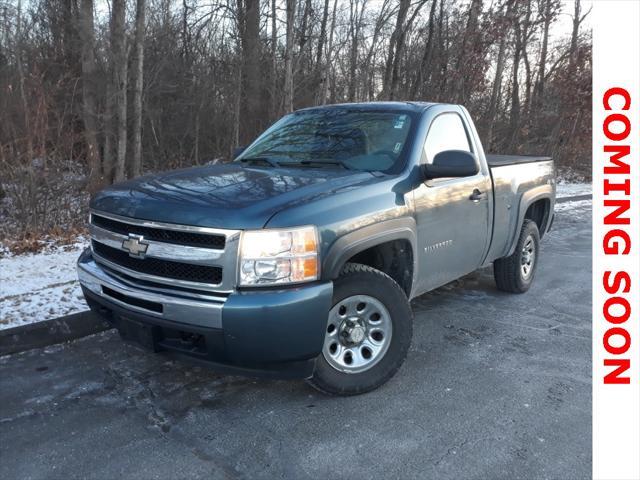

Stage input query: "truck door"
[{"left": 413, "top": 109, "right": 492, "bottom": 294}]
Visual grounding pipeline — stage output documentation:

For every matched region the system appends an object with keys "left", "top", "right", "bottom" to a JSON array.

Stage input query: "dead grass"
[{"left": 0, "top": 226, "right": 88, "bottom": 257}]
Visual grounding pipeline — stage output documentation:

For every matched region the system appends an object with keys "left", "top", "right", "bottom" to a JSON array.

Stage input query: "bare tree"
[
  {"left": 485, "top": 0, "right": 514, "bottom": 148},
  {"left": 508, "top": 0, "right": 533, "bottom": 149},
  {"left": 568, "top": 0, "right": 590, "bottom": 74},
  {"left": 111, "top": 0, "right": 128, "bottom": 182},
  {"left": 382, "top": 0, "right": 409, "bottom": 100},
  {"left": 283, "top": 0, "right": 296, "bottom": 112},
  {"left": 320, "top": 0, "right": 339, "bottom": 104},
  {"left": 130, "top": 0, "right": 146, "bottom": 178},
  {"left": 382, "top": 0, "right": 428, "bottom": 100},
  {"left": 316, "top": 0, "right": 330, "bottom": 71},
  {"left": 239, "top": 0, "right": 262, "bottom": 144},
  {"left": 270, "top": 0, "right": 278, "bottom": 119},
  {"left": 347, "top": 0, "right": 367, "bottom": 101},
  {"left": 454, "top": 0, "right": 483, "bottom": 103},
  {"left": 532, "top": 0, "right": 558, "bottom": 112},
  {"left": 78, "top": 0, "right": 101, "bottom": 188},
  {"left": 362, "top": 0, "right": 393, "bottom": 100},
  {"left": 411, "top": 0, "right": 439, "bottom": 99}
]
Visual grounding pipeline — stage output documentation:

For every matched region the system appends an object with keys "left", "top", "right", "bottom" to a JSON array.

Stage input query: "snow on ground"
[
  {"left": 556, "top": 181, "right": 591, "bottom": 198},
  {"left": 554, "top": 199, "right": 592, "bottom": 213},
  {"left": 0, "top": 238, "right": 89, "bottom": 330},
  {"left": 0, "top": 182, "right": 593, "bottom": 331}
]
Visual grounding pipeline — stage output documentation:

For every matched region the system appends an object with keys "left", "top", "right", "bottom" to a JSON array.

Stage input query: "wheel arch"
[
  {"left": 322, "top": 218, "right": 418, "bottom": 298},
  {"left": 507, "top": 185, "right": 554, "bottom": 256}
]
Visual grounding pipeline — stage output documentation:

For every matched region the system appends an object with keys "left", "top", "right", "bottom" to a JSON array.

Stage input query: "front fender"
[{"left": 322, "top": 217, "right": 418, "bottom": 288}]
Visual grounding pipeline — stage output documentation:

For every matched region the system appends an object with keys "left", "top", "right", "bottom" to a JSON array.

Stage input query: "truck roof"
[{"left": 296, "top": 101, "right": 440, "bottom": 114}]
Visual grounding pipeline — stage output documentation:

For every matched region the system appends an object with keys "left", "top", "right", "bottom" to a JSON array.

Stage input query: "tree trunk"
[
  {"left": 283, "top": 0, "right": 296, "bottom": 113},
  {"left": 270, "top": 0, "right": 278, "bottom": 119},
  {"left": 389, "top": 1, "right": 426, "bottom": 99},
  {"left": 453, "top": 0, "right": 482, "bottom": 104},
  {"left": 111, "top": 0, "right": 128, "bottom": 182},
  {"left": 299, "top": 0, "right": 311, "bottom": 54},
  {"left": 453, "top": 0, "right": 482, "bottom": 103},
  {"left": 532, "top": 0, "right": 551, "bottom": 113},
  {"left": 15, "top": 0, "right": 34, "bottom": 167},
  {"left": 485, "top": 22, "right": 508, "bottom": 149},
  {"left": 509, "top": 20, "right": 522, "bottom": 149},
  {"left": 522, "top": 45, "right": 532, "bottom": 117},
  {"left": 320, "top": 0, "right": 338, "bottom": 104},
  {"left": 363, "top": 0, "right": 391, "bottom": 100},
  {"left": 316, "top": 0, "right": 330, "bottom": 70},
  {"left": 521, "top": 0, "right": 533, "bottom": 119},
  {"left": 382, "top": 0, "right": 410, "bottom": 100},
  {"left": 78, "top": 0, "right": 102, "bottom": 189},
  {"left": 239, "top": 0, "right": 261, "bottom": 144},
  {"left": 182, "top": 0, "right": 190, "bottom": 60},
  {"left": 411, "top": 0, "right": 438, "bottom": 99},
  {"left": 130, "top": 0, "right": 146, "bottom": 178},
  {"left": 347, "top": 0, "right": 363, "bottom": 102},
  {"left": 103, "top": 78, "right": 114, "bottom": 181},
  {"left": 312, "top": 0, "right": 330, "bottom": 100},
  {"left": 435, "top": 0, "right": 448, "bottom": 101},
  {"left": 568, "top": 0, "right": 580, "bottom": 75},
  {"left": 233, "top": 59, "right": 241, "bottom": 150}
]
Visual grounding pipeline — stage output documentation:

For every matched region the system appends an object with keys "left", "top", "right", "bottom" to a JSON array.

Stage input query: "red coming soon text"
[{"left": 601, "top": 87, "right": 633, "bottom": 384}]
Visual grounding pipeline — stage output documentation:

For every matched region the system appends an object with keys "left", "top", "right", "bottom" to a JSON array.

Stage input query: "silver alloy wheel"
[
  {"left": 322, "top": 294, "right": 393, "bottom": 374},
  {"left": 520, "top": 235, "right": 536, "bottom": 279}
]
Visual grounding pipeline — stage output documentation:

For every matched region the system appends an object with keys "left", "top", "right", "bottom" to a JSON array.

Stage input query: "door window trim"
[
  {"left": 420, "top": 110, "right": 483, "bottom": 186},
  {"left": 421, "top": 111, "right": 476, "bottom": 164}
]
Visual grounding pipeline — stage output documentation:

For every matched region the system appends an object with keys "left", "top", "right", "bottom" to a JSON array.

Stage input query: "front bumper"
[{"left": 77, "top": 249, "right": 333, "bottom": 379}]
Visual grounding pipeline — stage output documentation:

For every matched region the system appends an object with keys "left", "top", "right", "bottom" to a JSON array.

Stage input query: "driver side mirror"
[{"left": 421, "top": 150, "right": 479, "bottom": 180}]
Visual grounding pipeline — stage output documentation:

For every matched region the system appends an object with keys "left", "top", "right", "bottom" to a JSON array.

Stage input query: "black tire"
[
  {"left": 308, "top": 263, "right": 413, "bottom": 396},
  {"left": 494, "top": 219, "right": 540, "bottom": 293}
]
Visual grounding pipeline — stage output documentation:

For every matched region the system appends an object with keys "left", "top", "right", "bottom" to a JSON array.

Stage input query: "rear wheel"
[
  {"left": 308, "top": 263, "right": 413, "bottom": 396},
  {"left": 494, "top": 219, "right": 540, "bottom": 293}
]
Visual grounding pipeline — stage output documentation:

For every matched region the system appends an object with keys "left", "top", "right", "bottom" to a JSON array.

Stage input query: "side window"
[{"left": 423, "top": 113, "right": 471, "bottom": 164}]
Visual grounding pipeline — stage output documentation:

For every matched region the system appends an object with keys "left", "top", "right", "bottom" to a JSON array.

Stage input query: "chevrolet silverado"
[{"left": 78, "top": 102, "right": 555, "bottom": 395}]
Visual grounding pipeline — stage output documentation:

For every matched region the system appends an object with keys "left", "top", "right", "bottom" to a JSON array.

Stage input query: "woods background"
[{"left": 0, "top": 0, "right": 591, "bottom": 242}]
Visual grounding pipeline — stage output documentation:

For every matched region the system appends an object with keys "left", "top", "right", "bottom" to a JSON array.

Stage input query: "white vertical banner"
[{"left": 592, "top": 1, "right": 640, "bottom": 479}]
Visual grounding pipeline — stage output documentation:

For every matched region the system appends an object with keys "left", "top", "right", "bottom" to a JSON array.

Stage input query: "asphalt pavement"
[{"left": 0, "top": 202, "right": 592, "bottom": 480}]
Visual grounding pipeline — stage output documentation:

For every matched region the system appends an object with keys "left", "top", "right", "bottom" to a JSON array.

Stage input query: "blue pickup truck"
[{"left": 78, "top": 101, "right": 555, "bottom": 395}]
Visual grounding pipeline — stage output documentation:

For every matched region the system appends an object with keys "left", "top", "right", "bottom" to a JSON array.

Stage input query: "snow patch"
[
  {"left": 554, "top": 199, "right": 592, "bottom": 213},
  {"left": 556, "top": 182, "right": 591, "bottom": 198},
  {"left": 0, "top": 238, "right": 89, "bottom": 330}
]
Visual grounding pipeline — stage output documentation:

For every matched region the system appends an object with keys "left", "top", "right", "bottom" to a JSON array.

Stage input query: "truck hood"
[{"left": 91, "top": 163, "right": 377, "bottom": 229}]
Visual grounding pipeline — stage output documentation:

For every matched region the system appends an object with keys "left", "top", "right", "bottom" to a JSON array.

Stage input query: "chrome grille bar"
[{"left": 89, "top": 223, "right": 225, "bottom": 265}]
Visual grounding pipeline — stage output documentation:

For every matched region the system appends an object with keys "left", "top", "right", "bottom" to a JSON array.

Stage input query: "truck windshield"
[{"left": 237, "top": 109, "right": 414, "bottom": 172}]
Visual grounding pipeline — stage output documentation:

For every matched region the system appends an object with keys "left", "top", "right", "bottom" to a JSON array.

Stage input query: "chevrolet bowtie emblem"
[{"left": 122, "top": 234, "right": 149, "bottom": 258}]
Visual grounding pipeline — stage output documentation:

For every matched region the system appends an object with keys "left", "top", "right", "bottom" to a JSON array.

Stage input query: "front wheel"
[{"left": 308, "top": 263, "right": 413, "bottom": 396}]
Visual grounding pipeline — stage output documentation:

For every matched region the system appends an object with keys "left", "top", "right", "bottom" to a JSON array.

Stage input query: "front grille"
[
  {"left": 91, "top": 214, "right": 225, "bottom": 249},
  {"left": 98, "top": 262, "right": 231, "bottom": 298},
  {"left": 92, "top": 241, "right": 222, "bottom": 285}
]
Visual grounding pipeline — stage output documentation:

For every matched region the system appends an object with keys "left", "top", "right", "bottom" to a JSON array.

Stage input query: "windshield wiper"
[
  {"left": 239, "top": 157, "right": 280, "bottom": 167},
  {"left": 286, "top": 160, "right": 352, "bottom": 170}
]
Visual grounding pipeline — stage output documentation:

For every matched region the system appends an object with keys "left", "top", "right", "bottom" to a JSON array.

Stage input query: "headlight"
[{"left": 238, "top": 226, "right": 319, "bottom": 286}]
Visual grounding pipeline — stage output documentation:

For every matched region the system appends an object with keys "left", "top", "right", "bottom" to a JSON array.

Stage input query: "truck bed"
[
  {"left": 485, "top": 154, "right": 555, "bottom": 263},
  {"left": 486, "top": 154, "right": 552, "bottom": 167}
]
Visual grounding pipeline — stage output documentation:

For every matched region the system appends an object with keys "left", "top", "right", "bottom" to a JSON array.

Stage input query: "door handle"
[{"left": 469, "top": 189, "right": 486, "bottom": 202}]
